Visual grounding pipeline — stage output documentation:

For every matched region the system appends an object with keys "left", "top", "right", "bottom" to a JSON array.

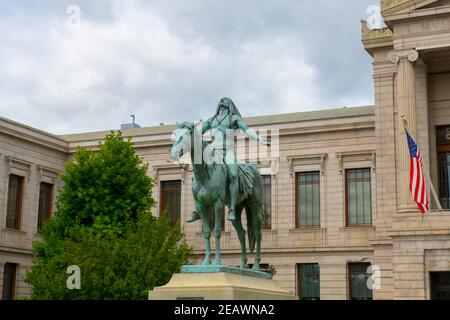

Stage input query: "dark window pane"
[
  {"left": 299, "top": 184, "right": 306, "bottom": 225},
  {"left": 348, "top": 263, "right": 373, "bottom": 300},
  {"left": 299, "top": 174, "right": 305, "bottom": 183},
  {"left": 306, "top": 183, "right": 312, "bottom": 225},
  {"left": 38, "top": 182, "right": 53, "bottom": 228},
  {"left": 313, "top": 184, "right": 320, "bottom": 226},
  {"left": 437, "top": 126, "right": 450, "bottom": 146},
  {"left": 357, "top": 181, "right": 363, "bottom": 224},
  {"left": 348, "top": 170, "right": 355, "bottom": 179},
  {"left": 2, "top": 263, "right": 17, "bottom": 300},
  {"left": 349, "top": 182, "right": 357, "bottom": 225},
  {"left": 262, "top": 176, "right": 271, "bottom": 229},
  {"left": 6, "top": 175, "right": 23, "bottom": 229},
  {"left": 161, "top": 181, "right": 181, "bottom": 226},
  {"left": 297, "top": 264, "right": 320, "bottom": 300},
  {"left": 430, "top": 272, "right": 450, "bottom": 300},
  {"left": 297, "top": 172, "right": 320, "bottom": 227},
  {"left": 346, "top": 169, "right": 372, "bottom": 226},
  {"left": 439, "top": 152, "right": 450, "bottom": 210},
  {"left": 363, "top": 181, "right": 372, "bottom": 224},
  {"left": 364, "top": 169, "right": 370, "bottom": 179}
]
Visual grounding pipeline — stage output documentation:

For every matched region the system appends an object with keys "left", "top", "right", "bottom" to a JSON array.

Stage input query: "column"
[{"left": 388, "top": 49, "right": 420, "bottom": 213}]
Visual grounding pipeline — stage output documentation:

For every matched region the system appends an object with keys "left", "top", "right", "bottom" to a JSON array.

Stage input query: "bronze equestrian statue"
[{"left": 169, "top": 97, "right": 269, "bottom": 270}]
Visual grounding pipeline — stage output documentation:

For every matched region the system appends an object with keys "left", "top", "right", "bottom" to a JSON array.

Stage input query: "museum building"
[{"left": 1, "top": 0, "right": 450, "bottom": 300}]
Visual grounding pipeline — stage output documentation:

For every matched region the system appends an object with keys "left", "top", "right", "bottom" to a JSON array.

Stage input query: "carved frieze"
[{"left": 396, "top": 17, "right": 450, "bottom": 37}]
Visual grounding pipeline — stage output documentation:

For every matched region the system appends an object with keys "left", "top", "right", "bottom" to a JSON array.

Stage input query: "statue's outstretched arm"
[
  {"left": 234, "top": 116, "right": 269, "bottom": 146},
  {"left": 201, "top": 117, "right": 213, "bottom": 135}
]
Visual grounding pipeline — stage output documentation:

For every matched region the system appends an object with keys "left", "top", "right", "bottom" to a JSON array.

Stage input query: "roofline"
[
  {"left": 62, "top": 105, "right": 375, "bottom": 142},
  {"left": 245, "top": 105, "right": 374, "bottom": 127},
  {"left": 0, "top": 116, "right": 69, "bottom": 153},
  {"left": 0, "top": 116, "right": 67, "bottom": 142}
]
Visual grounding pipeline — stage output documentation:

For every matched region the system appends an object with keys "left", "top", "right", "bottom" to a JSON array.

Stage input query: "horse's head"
[{"left": 170, "top": 121, "right": 194, "bottom": 161}]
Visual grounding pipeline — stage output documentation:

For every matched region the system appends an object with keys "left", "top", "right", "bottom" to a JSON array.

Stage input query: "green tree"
[{"left": 26, "top": 131, "right": 191, "bottom": 299}]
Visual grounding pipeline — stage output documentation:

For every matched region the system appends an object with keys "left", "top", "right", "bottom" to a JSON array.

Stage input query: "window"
[
  {"left": 438, "top": 152, "right": 450, "bottom": 209},
  {"left": 262, "top": 175, "right": 271, "bottom": 229},
  {"left": 160, "top": 181, "right": 181, "bottom": 226},
  {"left": 296, "top": 172, "right": 320, "bottom": 227},
  {"left": 437, "top": 126, "right": 450, "bottom": 210},
  {"left": 6, "top": 174, "right": 23, "bottom": 229},
  {"left": 348, "top": 263, "right": 372, "bottom": 300},
  {"left": 437, "top": 125, "right": 450, "bottom": 146},
  {"left": 297, "top": 264, "right": 320, "bottom": 300},
  {"left": 438, "top": 153, "right": 450, "bottom": 209},
  {"left": 204, "top": 207, "right": 225, "bottom": 232},
  {"left": 346, "top": 168, "right": 372, "bottom": 226},
  {"left": 38, "top": 182, "right": 53, "bottom": 228},
  {"left": 2, "top": 263, "right": 17, "bottom": 300},
  {"left": 430, "top": 272, "right": 450, "bottom": 300}
]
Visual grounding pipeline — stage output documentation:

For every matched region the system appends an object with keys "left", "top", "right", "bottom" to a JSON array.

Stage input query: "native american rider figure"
[{"left": 187, "top": 97, "right": 269, "bottom": 223}]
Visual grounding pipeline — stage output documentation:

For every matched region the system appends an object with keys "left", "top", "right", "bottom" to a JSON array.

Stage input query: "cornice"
[
  {"left": 382, "top": 0, "right": 450, "bottom": 25},
  {"left": 66, "top": 120, "right": 375, "bottom": 153},
  {"left": 0, "top": 119, "right": 69, "bottom": 153},
  {"left": 381, "top": 0, "right": 439, "bottom": 16},
  {"left": 361, "top": 20, "right": 394, "bottom": 54},
  {"left": 0, "top": 245, "right": 32, "bottom": 255},
  {"left": 388, "top": 228, "right": 450, "bottom": 237}
]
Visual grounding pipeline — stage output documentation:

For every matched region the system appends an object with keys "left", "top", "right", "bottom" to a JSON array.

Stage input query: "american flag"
[{"left": 406, "top": 130, "right": 429, "bottom": 214}]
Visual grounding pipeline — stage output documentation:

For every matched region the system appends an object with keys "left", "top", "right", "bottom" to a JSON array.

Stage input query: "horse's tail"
[{"left": 246, "top": 206, "right": 256, "bottom": 253}]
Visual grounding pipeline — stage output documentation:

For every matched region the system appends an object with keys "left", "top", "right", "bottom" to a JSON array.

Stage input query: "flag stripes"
[{"left": 406, "top": 130, "right": 429, "bottom": 214}]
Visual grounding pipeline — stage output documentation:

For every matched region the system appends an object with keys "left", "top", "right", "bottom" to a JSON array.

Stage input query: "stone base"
[{"left": 149, "top": 265, "right": 298, "bottom": 300}]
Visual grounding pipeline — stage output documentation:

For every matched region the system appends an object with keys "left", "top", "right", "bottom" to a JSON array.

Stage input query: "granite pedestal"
[{"left": 148, "top": 265, "right": 298, "bottom": 300}]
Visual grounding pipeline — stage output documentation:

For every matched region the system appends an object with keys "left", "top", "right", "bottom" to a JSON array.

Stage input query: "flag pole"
[{"left": 400, "top": 114, "right": 443, "bottom": 212}]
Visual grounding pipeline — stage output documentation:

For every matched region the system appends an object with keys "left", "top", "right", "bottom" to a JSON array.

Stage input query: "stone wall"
[{"left": 0, "top": 117, "right": 67, "bottom": 298}]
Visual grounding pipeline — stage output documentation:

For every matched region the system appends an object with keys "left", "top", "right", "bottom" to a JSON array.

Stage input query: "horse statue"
[{"left": 169, "top": 121, "right": 263, "bottom": 271}]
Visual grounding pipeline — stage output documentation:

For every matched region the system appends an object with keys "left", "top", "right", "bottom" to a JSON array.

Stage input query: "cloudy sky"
[{"left": 0, "top": 0, "right": 378, "bottom": 134}]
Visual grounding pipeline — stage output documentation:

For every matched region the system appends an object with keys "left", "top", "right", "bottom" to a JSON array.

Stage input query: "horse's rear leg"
[
  {"left": 249, "top": 203, "right": 262, "bottom": 272},
  {"left": 232, "top": 204, "right": 247, "bottom": 268},
  {"left": 253, "top": 234, "right": 262, "bottom": 272}
]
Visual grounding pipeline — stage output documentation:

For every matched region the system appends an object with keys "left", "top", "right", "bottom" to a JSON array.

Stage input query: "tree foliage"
[
  {"left": 49, "top": 131, "right": 155, "bottom": 237},
  {"left": 26, "top": 132, "right": 191, "bottom": 299}
]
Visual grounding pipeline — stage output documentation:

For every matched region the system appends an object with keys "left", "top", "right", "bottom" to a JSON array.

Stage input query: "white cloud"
[{"left": 0, "top": 0, "right": 374, "bottom": 134}]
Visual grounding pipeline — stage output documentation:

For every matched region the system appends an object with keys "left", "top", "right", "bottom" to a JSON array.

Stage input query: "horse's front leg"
[
  {"left": 212, "top": 201, "right": 224, "bottom": 265},
  {"left": 198, "top": 203, "right": 211, "bottom": 265}
]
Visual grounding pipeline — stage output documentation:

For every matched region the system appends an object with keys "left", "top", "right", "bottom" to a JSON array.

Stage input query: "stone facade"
[
  {"left": 0, "top": 118, "right": 67, "bottom": 298},
  {"left": 1, "top": 0, "right": 450, "bottom": 300}
]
